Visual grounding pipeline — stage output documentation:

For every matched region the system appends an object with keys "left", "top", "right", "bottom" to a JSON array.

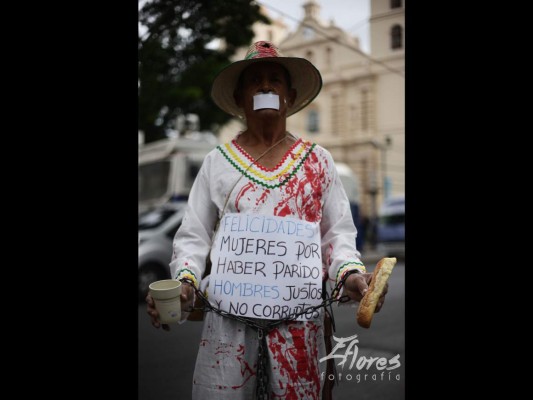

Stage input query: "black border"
[
  {"left": 405, "top": 1, "right": 493, "bottom": 395},
  {"left": 41, "top": 3, "right": 140, "bottom": 396}
]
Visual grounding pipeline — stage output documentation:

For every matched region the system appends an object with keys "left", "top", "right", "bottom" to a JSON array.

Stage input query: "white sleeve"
[
  {"left": 169, "top": 154, "right": 218, "bottom": 288},
  {"left": 319, "top": 152, "right": 366, "bottom": 300}
]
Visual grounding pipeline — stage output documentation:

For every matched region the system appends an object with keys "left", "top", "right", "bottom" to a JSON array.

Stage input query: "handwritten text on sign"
[{"left": 208, "top": 213, "right": 323, "bottom": 321}]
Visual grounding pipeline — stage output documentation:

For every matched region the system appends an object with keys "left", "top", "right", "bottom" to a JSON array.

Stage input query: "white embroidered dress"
[{"left": 170, "top": 135, "right": 365, "bottom": 399}]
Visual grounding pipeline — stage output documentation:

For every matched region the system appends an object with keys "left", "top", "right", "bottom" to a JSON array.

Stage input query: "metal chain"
[
  {"left": 256, "top": 328, "right": 269, "bottom": 400},
  {"left": 180, "top": 269, "right": 359, "bottom": 399}
]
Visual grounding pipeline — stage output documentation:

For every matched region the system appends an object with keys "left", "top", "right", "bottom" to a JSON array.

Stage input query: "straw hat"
[{"left": 210, "top": 41, "right": 323, "bottom": 119}]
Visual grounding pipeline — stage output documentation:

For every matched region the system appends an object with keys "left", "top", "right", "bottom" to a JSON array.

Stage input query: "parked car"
[
  {"left": 138, "top": 202, "right": 187, "bottom": 300},
  {"left": 376, "top": 195, "right": 405, "bottom": 258}
]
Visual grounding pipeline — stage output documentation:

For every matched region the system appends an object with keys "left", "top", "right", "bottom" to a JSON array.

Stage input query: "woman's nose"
[{"left": 260, "top": 79, "right": 271, "bottom": 93}]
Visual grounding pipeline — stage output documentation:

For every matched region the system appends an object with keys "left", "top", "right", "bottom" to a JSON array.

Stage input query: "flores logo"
[{"left": 319, "top": 334, "right": 401, "bottom": 383}]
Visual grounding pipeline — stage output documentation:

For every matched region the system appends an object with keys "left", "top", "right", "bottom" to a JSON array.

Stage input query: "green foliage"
[{"left": 139, "top": 0, "right": 270, "bottom": 143}]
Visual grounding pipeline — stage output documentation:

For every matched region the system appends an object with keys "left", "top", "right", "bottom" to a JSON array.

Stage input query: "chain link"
[
  {"left": 256, "top": 328, "right": 269, "bottom": 399},
  {"left": 180, "top": 269, "right": 358, "bottom": 399}
]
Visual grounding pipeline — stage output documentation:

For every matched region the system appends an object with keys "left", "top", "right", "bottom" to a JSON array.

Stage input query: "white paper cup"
[{"left": 149, "top": 279, "right": 182, "bottom": 324}]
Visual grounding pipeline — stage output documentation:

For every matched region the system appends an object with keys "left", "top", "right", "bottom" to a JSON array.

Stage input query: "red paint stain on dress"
[
  {"left": 299, "top": 152, "right": 325, "bottom": 222},
  {"left": 255, "top": 188, "right": 270, "bottom": 206},
  {"left": 274, "top": 154, "right": 326, "bottom": 222},
  {"left": 235, "top": 182, "right": 255, "bottom": 212},
  {"left": 214, "top": 342, "right": 233, "bottom": 355},
  {"left": 231, "top": 343, "right": 256, "bottom": 390},
  {"left": 268, "top": 323, "right": 320, "bottom": 399}
]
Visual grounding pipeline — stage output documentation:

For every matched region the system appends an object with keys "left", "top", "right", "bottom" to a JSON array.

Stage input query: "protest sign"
[{"left": 208, "top": 213, "right": 323, "bottom": 321}]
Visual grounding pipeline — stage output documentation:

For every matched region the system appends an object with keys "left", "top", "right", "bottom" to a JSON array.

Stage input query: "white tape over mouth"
[{"left": 253, "top": 93, "right": 280, "bottom": 110}]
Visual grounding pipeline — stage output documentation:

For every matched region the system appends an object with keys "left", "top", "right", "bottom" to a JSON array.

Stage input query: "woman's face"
[{"left": 234, "top": 62, "right": 296, "bottom": 119}]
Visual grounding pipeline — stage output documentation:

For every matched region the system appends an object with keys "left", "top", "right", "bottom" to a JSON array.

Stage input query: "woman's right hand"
[
  {"left": 180, "top": 281, "right": 195, "bottom": 316},
  {"left": 146, "top": 292, "right": 170, "bottom": 331},
  {"left": 145, "top": 281, "right": 195, "bottom": 330}
]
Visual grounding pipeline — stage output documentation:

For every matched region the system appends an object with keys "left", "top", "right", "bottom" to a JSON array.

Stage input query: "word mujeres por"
[{"left": 218, "top": 235, "right": 320, "bottom": 260}]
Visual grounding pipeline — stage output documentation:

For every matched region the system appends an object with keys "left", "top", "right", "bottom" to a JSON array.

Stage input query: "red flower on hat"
[{"left": 245, "top": 41, "right": 281, "bottom": 60}]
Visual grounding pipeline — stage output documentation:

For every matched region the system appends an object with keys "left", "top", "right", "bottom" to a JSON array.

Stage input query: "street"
[{"left": 138, "top": 260, "right": 405, "bottom": 400}]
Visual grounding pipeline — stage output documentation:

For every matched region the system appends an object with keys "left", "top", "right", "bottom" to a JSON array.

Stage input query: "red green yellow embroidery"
[{"left": 217, "top": 139, "right": 316, "bottom": 189}]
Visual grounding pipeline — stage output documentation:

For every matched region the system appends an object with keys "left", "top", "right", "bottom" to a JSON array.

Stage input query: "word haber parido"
[{"left": 208, "top": 213, "right": 323, "bottom": 321}]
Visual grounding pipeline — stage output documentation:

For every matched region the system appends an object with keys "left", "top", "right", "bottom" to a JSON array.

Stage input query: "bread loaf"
[{"left": 356, "top": 257, "right": 396, "bottom": 328}]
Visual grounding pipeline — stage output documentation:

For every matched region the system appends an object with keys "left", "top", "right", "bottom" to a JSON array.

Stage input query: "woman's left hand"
[{"left": 343, "top": 273, "right": 388, "bottom": 312}]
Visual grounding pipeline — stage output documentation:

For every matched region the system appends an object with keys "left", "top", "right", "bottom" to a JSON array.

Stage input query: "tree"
[{"left": 139, "top": 0, "right": 270, "bottom": 143}]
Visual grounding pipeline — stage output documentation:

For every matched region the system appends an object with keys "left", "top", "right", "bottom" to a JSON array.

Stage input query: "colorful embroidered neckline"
[
  {"left": 217, "top": 138, "right": 316, "bottom": 189},
  {"left": 232, "top": 138, "right": 303, "bottom": 172}
]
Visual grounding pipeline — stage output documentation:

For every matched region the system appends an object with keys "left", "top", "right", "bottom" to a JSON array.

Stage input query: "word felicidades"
[{"left": 221, "top": 214, "right": 315, "bottom": 238}]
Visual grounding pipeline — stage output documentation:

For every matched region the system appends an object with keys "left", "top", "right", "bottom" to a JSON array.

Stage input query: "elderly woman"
[{"left": 146, "top": 41, "right": 387, "bottom": 400}]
